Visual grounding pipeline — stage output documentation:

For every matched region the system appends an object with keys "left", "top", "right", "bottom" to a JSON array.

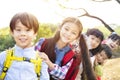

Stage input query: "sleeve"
[
  {"left": 0, "top": 51, "right": 6, "bottom": 74},
  {"left": 35, "top": 38, "right": 45, "bottom": 51},
  {"left": 90, "top": 56, "right": 96, "bottom": 67},
  {"left": 40, "top": 61, "right": 50, "bottom": 80},
  {"left": 49, "top": 59, "right": 73, "bottom": 79},
  {"left": 94, "top": 65, "right": 103, "bottom": 77}
]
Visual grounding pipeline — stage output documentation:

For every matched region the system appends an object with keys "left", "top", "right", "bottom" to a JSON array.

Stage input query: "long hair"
[
  {"left": 41, "top": 17, "right": 83, "bottom": 63},
  {"left": 80, "top": 34, "right": 97, "bottom": 80}
]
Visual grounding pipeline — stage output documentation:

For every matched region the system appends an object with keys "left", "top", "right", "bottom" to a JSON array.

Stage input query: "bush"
[{"left": 0, "top": 35, "right": 15, "bottom": 52}]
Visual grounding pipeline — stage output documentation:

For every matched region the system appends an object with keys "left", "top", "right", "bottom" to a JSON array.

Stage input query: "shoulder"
[
  {"left": 35, "top": 38, "right": 46, "bottom": 50},
  {"left": 0, "top": 51, "right": 7, "bottom": 64},
  {"left": 36, "top": 38, "right": 45, "bottom": 45}
]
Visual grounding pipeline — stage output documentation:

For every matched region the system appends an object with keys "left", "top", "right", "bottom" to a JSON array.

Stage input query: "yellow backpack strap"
[
  {"left": 34, "top": 51, "right": 42, "bottom": 80},
  {"left": 11, "top": 51, "right": 42, "bottom": 80},
  {"left": 0, "top": 50, "right": 42, "bottom": 80},
  {"left": 0, "top": 49, "right": 13, "bottom": 80}
]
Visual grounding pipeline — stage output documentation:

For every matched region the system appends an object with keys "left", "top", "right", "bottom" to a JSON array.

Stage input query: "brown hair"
[
  {"left": 80, "top": 34, "right": 97, "bottom": 80},
  {"left": 10, "top": 12, "right": 39, "bottom": 33},
  {"left": 41, "top": 17, "right": 83, "bottom": 62},
  {"left": 41, "top": 17, "right": 96, "bottom": 79}
]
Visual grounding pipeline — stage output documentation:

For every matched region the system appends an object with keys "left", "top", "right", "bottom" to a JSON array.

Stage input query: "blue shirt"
[
  {"left": 0, "top": 45, "right": 49, "bottom": 80},
  {"left": 55, "top": 45, "right": 70, "bottom": 66}
]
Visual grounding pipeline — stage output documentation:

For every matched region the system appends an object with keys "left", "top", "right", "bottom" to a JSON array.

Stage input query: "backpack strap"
[
  {"left": 61, "top": 49, "right": 75, "bottom": 66},
  {"left": 35, "top": 51, "right": 42, "bottom": 80},
  {"left": 0, "top": 49, "right": 14, "bottom": 80},
  {"left": 0, "top": 49, "right": 42, "bottom": 80}
]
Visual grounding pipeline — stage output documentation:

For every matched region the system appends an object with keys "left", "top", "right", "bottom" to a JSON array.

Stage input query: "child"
[
  {"left": 35, "top": 17, "right": 96, "bottom": 80},
  {"left": 0, "top": 12, "right": 49, "bottom": 80},
  {"left": 86, "top": 28, "right": 104, "bottom": 56},
  {"left": 74, "top": 28, "right": 104, "bottom": 80},
  {"left": 102, "top": 32, "right": 120, "bottom": 51},
  {"left": 94, "top": 44, "right": 112, "bottom": 80}
]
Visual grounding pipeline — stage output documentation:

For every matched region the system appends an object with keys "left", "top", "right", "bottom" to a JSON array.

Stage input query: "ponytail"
[{"left": 79, "top": 34, "right": 97, "bottom": 80}]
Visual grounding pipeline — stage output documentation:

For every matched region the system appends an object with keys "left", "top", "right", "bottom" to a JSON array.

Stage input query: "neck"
[{"left": 57, "top": 39, "right": 68, "bottom": 49}]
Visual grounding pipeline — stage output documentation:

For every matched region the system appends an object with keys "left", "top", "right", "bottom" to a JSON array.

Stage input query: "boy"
[
  {"left": 0, "top": 12, "right": 49, "bottom": 80},
  {"left": 94, "top": 44, "right": 112, "bottom": 80}
]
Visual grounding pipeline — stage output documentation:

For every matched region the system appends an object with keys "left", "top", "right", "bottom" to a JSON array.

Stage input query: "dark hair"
[
  {"left": 101, "top": 44, "right": 112, "bottom": 59},
  {"left": 86, "top": 28, "right": 104, "bottom": 56},
  {"left": 86, "top": 28, "right": 104, "bottom": 41},
  {"left": 80, "top": 34, "right": 97, "bottom": 80},
  {"left": 108, "top": 33, "right": 120, "bottom": 46},
  {"left": 10, "top": 12, "right": 39, "bottom": 33}
]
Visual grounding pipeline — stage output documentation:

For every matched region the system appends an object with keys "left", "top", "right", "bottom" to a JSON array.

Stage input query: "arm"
[
  {"left": 49, "top": 59, "right": 73, "bottom": 79},
  {"left": 39, "top": 52, "right": 73, "bottom": 79},
  {"left": 94, "top": 64, "right": 103, "bottom": 77}
]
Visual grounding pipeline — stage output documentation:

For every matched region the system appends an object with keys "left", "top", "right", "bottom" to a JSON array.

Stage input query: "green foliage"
[
  {"left": 0, "top": 35, "right": 15, "bottom": 52},
  {"left": 114, "top": 25, "right": 120, "bottom": 34},
  {"left": 34, "top": 23, "right": 57, "bottom": 43},
  {"left": 0, "top": 23, "right": 57, "bottom": 51},
  {"left": 0, "top": 27, "right": 9, "bottom": 35}
]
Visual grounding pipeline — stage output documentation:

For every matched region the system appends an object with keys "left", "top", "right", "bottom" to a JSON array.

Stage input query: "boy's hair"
[
  {"left": 108, "top": 33, "right": 120, "bottom": 46},
  {"left": 101, "top": 44, "right": 112, "bottom": 59},
  {"left": 10, "top": 12, "right": 39, "bottom": 33},
  {"left": 86, "top": 28, "right": 104, "bottom": 41}
]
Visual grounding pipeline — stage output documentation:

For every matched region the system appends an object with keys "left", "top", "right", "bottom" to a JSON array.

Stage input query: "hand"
[
  {"left": 38, "top": 52, "right": 55, "bottom": 70},
  {"left": 38, "top": 52, "right": 49, "bottom": 62}
]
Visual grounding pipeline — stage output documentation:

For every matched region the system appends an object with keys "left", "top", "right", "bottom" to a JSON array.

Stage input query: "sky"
[{"left": 0, "top": 0, "right": 120, "bottom": 29}]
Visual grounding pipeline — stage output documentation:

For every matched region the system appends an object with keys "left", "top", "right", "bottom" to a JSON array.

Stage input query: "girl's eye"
[
  {"left": 64, "top": 28, "right": 69, "bottom": 31},
  {"left": 71, "top": 32, "right": 76, "bottom": 35}
]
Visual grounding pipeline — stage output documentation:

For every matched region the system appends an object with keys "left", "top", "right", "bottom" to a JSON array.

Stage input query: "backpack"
[
  {"left": 0, "top": 49, "right": 42, "bottom": 80},
  {"left": 40, "top": 39, "right": 81, "bottom": 80}
]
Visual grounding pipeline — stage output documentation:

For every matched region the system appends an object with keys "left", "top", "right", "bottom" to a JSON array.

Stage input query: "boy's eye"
[
  {"left": 15, "top": 28, "right": 21, "bottom": 31},
  {"left": 26, "top": 29, "right": 31, "bottom": 31}
]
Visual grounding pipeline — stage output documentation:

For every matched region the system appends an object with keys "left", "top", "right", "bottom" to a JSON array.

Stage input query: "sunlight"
[{"left": 0, "top": 0, "right": 120, "bottom": 29}]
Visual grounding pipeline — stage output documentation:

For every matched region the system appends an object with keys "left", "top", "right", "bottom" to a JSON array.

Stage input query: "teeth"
[{"left": 20, "top": 39, "right": 26, "bottom": 42}]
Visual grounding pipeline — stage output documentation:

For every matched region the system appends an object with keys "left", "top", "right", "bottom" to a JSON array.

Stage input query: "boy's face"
[
  {"left": 87, "top": 35, "right": 101, "bottom": 49},
  {"left": 11, "top": 21, "right": 37, "bottom": 49},
  {"left": 96, "top": 50, "right": 108, "bottom": 64},
  {"left": 105, "top": 38, "right": 119, "bottom": 51}
]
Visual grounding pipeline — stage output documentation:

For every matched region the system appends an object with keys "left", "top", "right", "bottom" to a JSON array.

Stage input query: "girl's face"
[
  {"left": 96, "top": 50, "right": 108, "bottom": 64},
  {"left": 11, "top": 21, "right": 37, "bottom": 49},
  {"left": 106, "top": 39, "right": 119, "bottom": 51},
  {"left": 60, "top": 22, "right": 80, "bottom": 44},
  {"left": 87, "top": 35, "right": 101, "bottom": 49}
]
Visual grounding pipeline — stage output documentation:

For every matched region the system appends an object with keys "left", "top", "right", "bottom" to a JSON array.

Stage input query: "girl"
[
  {"left": 74, "top": 28, "right": 104, "bottom": 80},
  {"left": 102, "top": 33, "right": 120, "bottom": 51},
  {"left": 35, "top": 17, "right": 96, "bottom": 80}
]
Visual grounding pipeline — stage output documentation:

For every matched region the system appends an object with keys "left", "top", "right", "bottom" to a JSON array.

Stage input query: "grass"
[{"left": 102, "top": 58, "right": 120, "bottom": 80}]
